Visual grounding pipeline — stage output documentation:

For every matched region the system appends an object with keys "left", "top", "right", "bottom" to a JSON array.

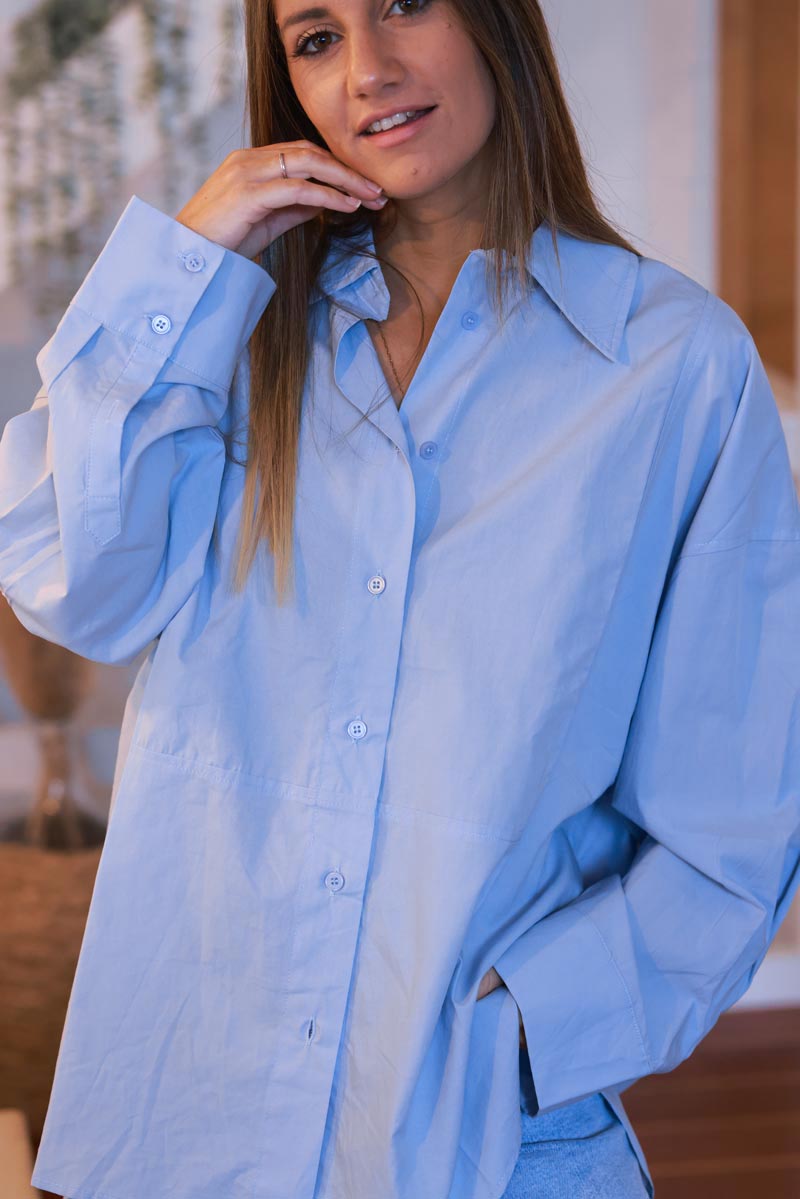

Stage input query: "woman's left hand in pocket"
[
  {"left": 477, "top": 965, "right": 527, "bottom": 1049},
  {"left": 477, "top": 965, "right": 504, "bottom": 1000}
]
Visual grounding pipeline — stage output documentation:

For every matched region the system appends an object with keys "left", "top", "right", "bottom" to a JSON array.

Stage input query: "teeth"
[{"left": 365, "top": 109, "right": 425, "bottom": 135}]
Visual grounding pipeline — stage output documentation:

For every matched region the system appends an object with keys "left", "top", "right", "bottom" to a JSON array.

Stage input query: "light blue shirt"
[{"left": 2, "top": 194, "right": 800, "bottom": 1199}]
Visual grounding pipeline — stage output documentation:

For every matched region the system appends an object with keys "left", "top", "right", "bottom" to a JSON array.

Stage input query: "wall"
[{"left": 541, "top": 0, "right": 718, "bottom": 286}]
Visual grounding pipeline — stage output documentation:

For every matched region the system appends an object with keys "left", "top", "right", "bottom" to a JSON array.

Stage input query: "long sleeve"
[
  {"left": 0, "top": 194, "right": 276, "bottom": 665},
  {"left": 494, "top": 301, "right": 800, "bottom": 1113}
]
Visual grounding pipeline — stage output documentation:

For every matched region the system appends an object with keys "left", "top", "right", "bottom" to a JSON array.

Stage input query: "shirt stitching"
[
  {"left": 83, "top": 337, "right": 140, "bottom": 542},
  {"left": 129, "top": 741, "right": 522, "bottom": 842},
  {"left": 607, "top": 252, "right": 639, "bottom": 360},
  {"left": 70, "top": 300, "right": 233, "bottom": 393},
  {"left": 583, "top": 909, "right": 654, "bottom": 1073},
  {"left": 257, "top": 801, "right": 316, "bottom": 1144},
  {"left": 410, "top": 315, "right": 487, "bottom": 535},
  {"left": 315, "top": 435, "right": 368, "bottom": 792},
  {"left": 676, "top": 534, "right": 800, "bottom": 560}
]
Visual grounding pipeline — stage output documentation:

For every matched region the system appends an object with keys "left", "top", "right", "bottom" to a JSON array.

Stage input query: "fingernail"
[{"left": 366, "top": 181, "right": 384, "bottom": 194}]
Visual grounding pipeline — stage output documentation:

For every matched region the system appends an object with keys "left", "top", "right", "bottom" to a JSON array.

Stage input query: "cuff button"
[{"left": 183, "top": 252, "right": 206, "bottom": 272}]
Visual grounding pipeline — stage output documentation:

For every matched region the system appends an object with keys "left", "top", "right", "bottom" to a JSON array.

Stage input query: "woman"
[{"left": 2, "top": 0, "right": 799, "bottom": 1196}]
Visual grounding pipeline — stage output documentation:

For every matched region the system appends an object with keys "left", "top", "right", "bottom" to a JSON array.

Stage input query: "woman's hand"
[
  {"left": 476, "top": 965, "right": 504, "bottom": 1000},
  {"left": 477, "top": 965, "right": 527, "bottom": 1049},
  {"left": 174, "top": 140, "right": 389, "bottom": 260}
]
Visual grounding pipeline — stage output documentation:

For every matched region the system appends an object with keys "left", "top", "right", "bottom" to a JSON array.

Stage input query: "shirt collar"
[{"left": 310, "top": 218, "right": 639, "bottom": 364}]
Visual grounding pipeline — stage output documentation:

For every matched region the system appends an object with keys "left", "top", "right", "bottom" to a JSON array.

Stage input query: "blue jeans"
[{"left": 499, "top": 1052, "right": 654, "bottom": 1198}]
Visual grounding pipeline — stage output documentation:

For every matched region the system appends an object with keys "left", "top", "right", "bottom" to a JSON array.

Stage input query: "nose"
[{"left": 345, "top": 26, "right": 406, "bottom": 98}]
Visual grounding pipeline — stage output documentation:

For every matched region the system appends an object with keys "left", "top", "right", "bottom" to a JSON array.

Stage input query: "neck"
[
  {"left": 376, "top": 212, "right": 485, "bottom": 313},
  {"left": 372, "top": 145, "right": 494, "bottom": 313}
]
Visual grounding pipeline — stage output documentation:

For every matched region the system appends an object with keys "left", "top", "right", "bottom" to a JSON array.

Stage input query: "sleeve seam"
[{"left": 582, "top": 909, "right": 655, "bottom": 1074}]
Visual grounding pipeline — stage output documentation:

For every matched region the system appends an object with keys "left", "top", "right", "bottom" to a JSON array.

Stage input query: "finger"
[
  {"left": 270, "top": 145, "right": 384, "bottom": 200},
  {"left": 261, "top": 178, "right": 365, "bottom": 212}
]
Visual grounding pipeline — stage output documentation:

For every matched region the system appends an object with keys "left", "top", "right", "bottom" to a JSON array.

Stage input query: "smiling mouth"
[{"left": 360, "top": 106, "right": 436, "bottom": 136}]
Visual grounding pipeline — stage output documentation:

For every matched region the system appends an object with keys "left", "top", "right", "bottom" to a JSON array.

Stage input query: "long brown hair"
[{"left": 231, "top": 0, "right": 641, "bottom": 602}]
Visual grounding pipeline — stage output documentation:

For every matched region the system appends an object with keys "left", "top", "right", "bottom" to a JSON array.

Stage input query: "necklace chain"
[{"left": 370, "top": 318, "right": 405, "bottom": 402}]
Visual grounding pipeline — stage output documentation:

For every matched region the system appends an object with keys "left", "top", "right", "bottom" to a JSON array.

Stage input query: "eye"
[
  {"left": 290, "top": 0, "right": 432, "bottom": 60},
  {"left": 291, "top": 23, "right": 332, "bottom": 59}
]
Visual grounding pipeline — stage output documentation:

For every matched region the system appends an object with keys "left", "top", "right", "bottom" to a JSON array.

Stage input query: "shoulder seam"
[{"left": 639, "top": 286, "right": 717, "bottom": 486}]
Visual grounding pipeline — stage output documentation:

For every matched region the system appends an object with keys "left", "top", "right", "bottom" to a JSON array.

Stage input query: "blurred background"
[{"left": 0, "top": 1, "right": 799, "bottom": 1197}]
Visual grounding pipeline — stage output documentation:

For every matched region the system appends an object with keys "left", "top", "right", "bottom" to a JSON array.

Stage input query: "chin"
[{"left": 374, "top": 173, "right": 445, "bottom": 201}]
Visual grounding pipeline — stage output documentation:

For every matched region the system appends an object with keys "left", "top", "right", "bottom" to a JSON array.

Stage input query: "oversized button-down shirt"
[{"left": 2, "top": 194, "right": 800, "bottom": 1199}]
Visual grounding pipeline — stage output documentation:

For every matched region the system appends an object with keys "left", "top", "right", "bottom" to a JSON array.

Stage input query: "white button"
[
  {"left": 150, "top": 314, "right": 172, "bottom": 335},
  {"left": 367, "top": 574, "right": 386, "bottom": 594},
  {"left": 182, "top": 252, "right": 206, "bottom": 272},
  {"left": 324, "top": 870, "right": 345, "bottom": 892},
  {"left": 347, "top": 719, "right": 367, "bottom": 740}
]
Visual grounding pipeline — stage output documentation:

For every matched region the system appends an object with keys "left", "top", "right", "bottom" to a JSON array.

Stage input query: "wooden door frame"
[{"left": 717, "top": 0, "right": 798, "bottom": 382}]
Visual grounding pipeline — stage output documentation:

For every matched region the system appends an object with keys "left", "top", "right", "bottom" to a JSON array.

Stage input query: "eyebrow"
[{"left": 280, "top": 6, "right": 334, "bottom": 38}]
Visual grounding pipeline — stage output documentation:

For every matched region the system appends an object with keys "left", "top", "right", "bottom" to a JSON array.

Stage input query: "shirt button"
[
  {"left": 420, "top": 441, "right": 438, "bottom": 459},
  {"left": 182, "top": 252, "right": 206, "bottom": 272},
  {"left": 461, "top": 310, "right": 480, "bottom": 330},
  {"left": 367, "top": 574, "right": 386, "bottom": 594},
  {"left": 150, "top": 314, "right": 172, "bottom": 335},
  {"left": 347, "top": 718, "right": 367, "bottom": 740},
  {"left": 324, "top": 870, "right": 345, "bottom": 892}
]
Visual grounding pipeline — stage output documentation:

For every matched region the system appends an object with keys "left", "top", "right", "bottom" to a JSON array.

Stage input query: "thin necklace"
[
  {"left": 369, "top": 225, "right": 406, "bottom": 401},
  {"left": 370, "top": 319, "right": 405, "bottom": 402}
]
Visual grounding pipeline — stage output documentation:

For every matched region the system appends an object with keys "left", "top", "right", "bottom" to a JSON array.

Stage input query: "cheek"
[
  {"left": 466, "top": 52, "right": 496, "bottom": 121},
  {"left": 286, "top": 73, "right": 336, "bottom": 139},
  {"left": 437, "top": 37, "right": 495, "bottom": 124}
]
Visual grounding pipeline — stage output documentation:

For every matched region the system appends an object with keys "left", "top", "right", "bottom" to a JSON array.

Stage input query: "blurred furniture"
[
  {"left": 0, "top": 843, "right": 102, "bottom": 1151},
  {"left": 0, "top": 596, "right": 107, "bottom": 1179},
  {"left": 0, "top": 596, "right": 106, "bottom": 849}
]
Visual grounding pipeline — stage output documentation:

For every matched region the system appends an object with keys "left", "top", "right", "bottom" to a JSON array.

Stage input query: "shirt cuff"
[
  {"left": 493, "top": 879, "right": 652, "bottom": 1112},
  {"left": 45, "top": 193, "right": 277, "bottom": 395}
]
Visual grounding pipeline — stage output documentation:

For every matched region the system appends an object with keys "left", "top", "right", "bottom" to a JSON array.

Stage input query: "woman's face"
[{"left": 273, "top": 0, "right": 497, "bottom": 204}]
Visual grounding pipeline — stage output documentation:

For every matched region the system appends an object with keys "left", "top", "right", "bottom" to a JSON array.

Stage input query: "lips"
[{"left": 359, "top": 106, "right": 436, "bottom": 136}]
